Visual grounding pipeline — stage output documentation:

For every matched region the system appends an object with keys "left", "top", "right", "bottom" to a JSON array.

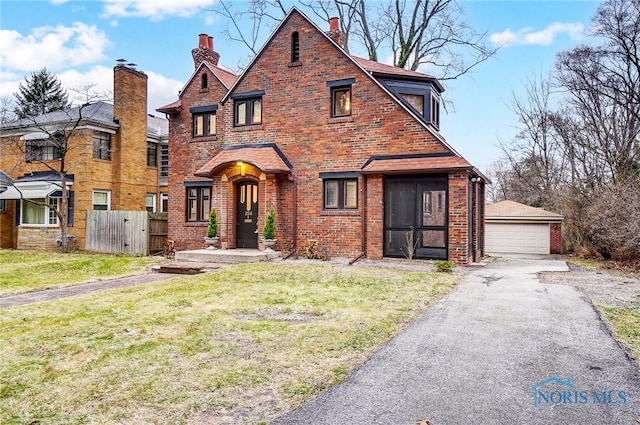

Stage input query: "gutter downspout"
[
  {"left": 349, "top": 174, "right": 367, "bottom": 265},
  {"left": 286, "top": 173, "right": 297, "bottom": 259}
]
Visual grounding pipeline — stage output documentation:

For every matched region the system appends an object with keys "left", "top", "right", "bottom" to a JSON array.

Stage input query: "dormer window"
[
  {"left": 401, "top": 93, "right": 425, "bottom": 115},
  {"left": 291, "top": 32, "right": 300, "bottom": 62},
  {"left": 201, "top": 73, "right": 208, "bottom": 89}
]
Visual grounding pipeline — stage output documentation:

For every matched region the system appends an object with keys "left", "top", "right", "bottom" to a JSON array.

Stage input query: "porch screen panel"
[
  {"left": 385, "top": 180, "right": 416, "bottom": 228},
  {"left": 385, "top": 180, "right": 417, "bottom": 257}
]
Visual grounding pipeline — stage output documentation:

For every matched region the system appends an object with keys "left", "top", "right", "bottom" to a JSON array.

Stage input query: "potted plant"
[
  {"left": 262, "top": 209, "right": 276, "bottom": 252},
  {"left": 204, "top": 209, "right": 219, "bottom": 250}
]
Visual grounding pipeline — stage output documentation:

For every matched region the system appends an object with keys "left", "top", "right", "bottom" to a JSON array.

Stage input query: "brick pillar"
[
  {"left": 448, "top": 173, "right": 469, "bottom": 264},
  {"left": 366, "top": 175, "right": 384, "bottom": 259},
  {"left": 550, "top": 222, "right": 562, "bottom": 254}
]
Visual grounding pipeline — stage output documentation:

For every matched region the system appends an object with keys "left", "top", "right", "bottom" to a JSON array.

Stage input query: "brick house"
[
  {"left": 158, "top": 8, "right": 487, "bottom": 264},
  {"left": 0, "top": 64, "right": 169, "bottom": 250}
]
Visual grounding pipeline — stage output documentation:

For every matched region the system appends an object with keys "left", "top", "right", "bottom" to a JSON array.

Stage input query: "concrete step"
[
  {"left": 174, "top": 248, "right": 281, "bottom": 264},
  {"left": 152, "top": 261, "right": 224, "bottom": 274}
]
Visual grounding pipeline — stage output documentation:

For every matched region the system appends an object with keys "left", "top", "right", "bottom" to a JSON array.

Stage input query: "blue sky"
[{"left": 0, "top": 0, "right": 601, "bottom": 173}]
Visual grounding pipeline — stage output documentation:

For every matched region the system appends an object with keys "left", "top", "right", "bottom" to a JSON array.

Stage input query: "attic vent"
[{"left": 291, "top": 32, "right": 300, "bottom": 62}]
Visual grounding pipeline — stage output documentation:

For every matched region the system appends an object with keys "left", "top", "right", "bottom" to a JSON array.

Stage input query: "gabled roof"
[
  {"left": 204, "top": 61, "right": 239, "bottom": 88},
  {"left": 219, "top": 7, "right": 464, "bottom": 154},
  {"left": 486, "top": 200, "right": 563, "bottom": 221},
  {"left": 157, "top": 61, "right": 239, "bottom": 115}
]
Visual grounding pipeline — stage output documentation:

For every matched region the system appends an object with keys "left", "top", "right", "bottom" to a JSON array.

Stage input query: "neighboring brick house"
[
  {"left": 0, "top": 64, "right": 169, "bottom": 250},
  {"left": 158, "top": 8, "right": 487, "bottom": 264}
]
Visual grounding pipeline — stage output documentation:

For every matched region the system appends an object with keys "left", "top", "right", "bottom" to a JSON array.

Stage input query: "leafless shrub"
[{"left": 585, "top": 182, "right": 640, "bottom": 260}]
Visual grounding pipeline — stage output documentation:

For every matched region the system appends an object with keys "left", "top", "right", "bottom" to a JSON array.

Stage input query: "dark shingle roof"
[
  {"left": 1, "top": 101, "right": 168, "bottom": 137},
  {"left": 1, "top": 101, "right": 116, "bottom": 130}
]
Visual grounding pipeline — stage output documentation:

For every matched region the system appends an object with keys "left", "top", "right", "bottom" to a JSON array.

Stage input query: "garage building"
[{"left": 485, "top": 200, "right": 563, "bottom": 255}]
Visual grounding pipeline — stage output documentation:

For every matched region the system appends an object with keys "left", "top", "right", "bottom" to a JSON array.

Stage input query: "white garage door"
[{"left": 486, "top": 223, "right": 550, "bottom": 254}]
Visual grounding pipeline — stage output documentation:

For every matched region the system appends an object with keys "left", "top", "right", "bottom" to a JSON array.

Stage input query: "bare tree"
[
  {"left": 555, "top": 0, "right": 640, "bottom": 184},
  {"left": 205, "top": 0, "right": 497, "bottom": 79},
  {"left": 498, "top": 74, "right": 567, "bottom": 209},
  {"left": 495, "top": 0, "right": 640, "bottom": 259},
  {"left": 0, "top": 95, "right": 16, "bottom": 124}
]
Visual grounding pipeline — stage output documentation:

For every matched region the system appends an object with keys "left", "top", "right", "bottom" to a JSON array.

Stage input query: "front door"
[
  {"left": 236, "top": 181, "right": 258, "bottom": 248},
  {"left": 384, "top": 175, "right": 448, "bottom": 259}
]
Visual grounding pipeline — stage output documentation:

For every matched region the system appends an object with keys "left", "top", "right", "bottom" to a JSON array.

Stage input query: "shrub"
[
  {"left": 207, "top": 209, "right": 218, "bottom": 238},
  {"left": 434, "top": 260, "right": 455, "bottom": 273},
  {"left": 263, "top": 210, "right": 276, "bottom": 240}
]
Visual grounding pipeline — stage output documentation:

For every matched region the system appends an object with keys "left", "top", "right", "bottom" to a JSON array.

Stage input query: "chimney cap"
[
  {"left": 329, "top": 16, "right": 339, "bottom": 32},
  {"left": 198, "top": 33, "right": 209, "bottom": 48}
]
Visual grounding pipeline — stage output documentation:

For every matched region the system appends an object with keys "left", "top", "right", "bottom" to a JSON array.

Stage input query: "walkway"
[{"left": 0, "top": 273, "right": 183, "bottom": 308}]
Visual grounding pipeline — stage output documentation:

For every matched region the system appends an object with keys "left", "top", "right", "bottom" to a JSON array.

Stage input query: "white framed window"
[
  {"left": 161, "top": 193, "right": 169, "bottom": 213},
  {"left": 146, "top": 194, "right": 156, "bottom": 213},
  {"left": 93, "top": 190, "right": 111, "bottom": 211},
  {"left": 21, "top": 197, "right": 59, "bottom": 226}
]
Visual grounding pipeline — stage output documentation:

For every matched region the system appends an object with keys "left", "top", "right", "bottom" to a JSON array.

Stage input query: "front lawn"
[
  {"left": 0, "top": 263, "right": 458, "bottom": 424},
  {"left": 601, "top": 304, "right": 640, "bottom": 363},
  {"left": 0, "top": 250, "right": 161, "bottom": 296}
]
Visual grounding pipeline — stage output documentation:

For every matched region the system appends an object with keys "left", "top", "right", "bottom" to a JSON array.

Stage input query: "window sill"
[
  {"left": 328, "top": 116, "right": 354, "bottom": 124},
  {"left": 321, "top": 209, "right": 360, "bottom": 217},
  {"left": 232, "top": 125, "right": 264, "bottom": 132},
  {"left": 191, "top": 135, "right": 218, "bottom": 142},
  {"left": 288, "top": 61, "right": 302, "bottom": 67},
  {"left": 185, "top": 221, "right": 207, "bottom": 227},
  {"left": 93, "top": 158, "right": 112, "bottom": 162}
]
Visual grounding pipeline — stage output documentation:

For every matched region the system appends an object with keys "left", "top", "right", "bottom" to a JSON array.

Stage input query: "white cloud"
[
  {"left": 146, "top": 70, "right": 184, "bottom": 113},
  {"left": 0, "top": 23, "right": 110, "bottom": 72},
  {"left": 490, "top": 22, "right": 584, "bottom": 47},
  {"left": 101, "top": 0, "right": 214, "bottom": 21}
]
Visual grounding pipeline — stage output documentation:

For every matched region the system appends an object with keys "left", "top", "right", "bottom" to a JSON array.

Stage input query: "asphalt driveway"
[{"left": 272, "top": 255, "right": 640, "bottom": 425}]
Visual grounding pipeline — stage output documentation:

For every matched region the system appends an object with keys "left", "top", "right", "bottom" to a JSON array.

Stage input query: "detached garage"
[{"left": 485, "top": 200, "right": 563, "bottom": 255}]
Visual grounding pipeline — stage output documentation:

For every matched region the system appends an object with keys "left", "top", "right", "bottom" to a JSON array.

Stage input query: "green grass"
[
  {"left": 0, "top": 250, "right": 161, "bottom": 295},
  {"left": 0, "top": 263, "right": 458, "bottom": 424},
  {"left": 600, "top": 303, "right": 640, "bottom": 362}
]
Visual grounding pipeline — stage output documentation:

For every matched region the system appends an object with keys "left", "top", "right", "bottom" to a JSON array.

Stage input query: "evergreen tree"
[{"left": 13, "top": 68, "right": 69, "bottom": 119}]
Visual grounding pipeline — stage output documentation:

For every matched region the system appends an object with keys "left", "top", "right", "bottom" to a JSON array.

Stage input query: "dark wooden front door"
[
  {"left": 384, "top": 175, "right": 448, "bottom": 260},
  {"left": 236, "top": 181, "right": 258, "bottom": 248}
]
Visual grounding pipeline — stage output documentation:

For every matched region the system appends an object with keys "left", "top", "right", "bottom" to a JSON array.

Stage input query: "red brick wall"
[
  {"left": 166, "top": 63, "right": 227, "bottom": 251},
  {"left": 550, "top": 222, "right": 562, "bottom": 254},
  {"left": 167, "top": 10, "right": 479, "bottom": 263}
]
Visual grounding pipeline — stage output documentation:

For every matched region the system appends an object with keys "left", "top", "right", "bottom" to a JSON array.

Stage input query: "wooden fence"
[{"left": 85, "top": 211, "right": 167, "bottom": 256}]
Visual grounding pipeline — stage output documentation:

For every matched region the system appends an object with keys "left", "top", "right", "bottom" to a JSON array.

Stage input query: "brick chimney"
[
  {"left": 192, "top": 33, "right": 220, "bottom": 68},
  {"left": 327, "top": 17, "right": 346, "bottom": 48},
  {"left": 113, "top": 63, "right": 148, "bottom": 209}
]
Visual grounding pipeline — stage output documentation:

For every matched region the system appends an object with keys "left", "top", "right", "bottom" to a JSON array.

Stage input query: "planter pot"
[
  {"left": 204, "top": 236, "right": 219, "bottom": 250},
  {"left": 262, "top": 238, "right": 277, "bottom": 253}
]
